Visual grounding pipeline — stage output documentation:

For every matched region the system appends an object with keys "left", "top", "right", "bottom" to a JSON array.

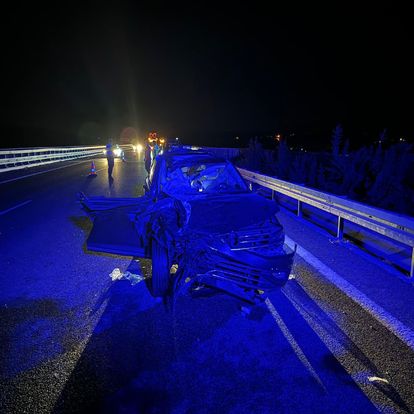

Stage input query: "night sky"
[{"left": 1, "top": 4, "right": 412, "bottom": 149}]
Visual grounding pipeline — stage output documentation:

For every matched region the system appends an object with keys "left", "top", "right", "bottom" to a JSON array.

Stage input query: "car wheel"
[{"left": 151, "top": 238, "right": 170, "bottom": 296}]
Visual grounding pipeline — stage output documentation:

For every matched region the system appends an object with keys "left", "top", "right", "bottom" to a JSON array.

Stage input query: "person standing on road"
[
  {"left": 106, "top": 142, "right": 115, "bottom": 177},
  {"left": 144, "top": 141, "right": 152, "bottom": 173}
]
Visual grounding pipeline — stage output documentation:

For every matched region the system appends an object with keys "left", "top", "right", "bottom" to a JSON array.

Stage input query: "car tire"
[{"left": 151, "top": 238, "right": 170, "bottom": 296}]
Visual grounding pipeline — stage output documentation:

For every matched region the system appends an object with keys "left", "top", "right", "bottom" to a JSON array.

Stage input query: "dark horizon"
[
  {"left": 1, "top": 4, "right": 413, "bottom": 150},
  {"left": 1, "top": 123, "right": 408, "bottom": 153}
]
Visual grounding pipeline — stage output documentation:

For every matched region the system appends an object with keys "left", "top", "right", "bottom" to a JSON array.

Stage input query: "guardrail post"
[
  {"left": 271, "top": 189, "right": 275, "bottom": 201},
  {"left": 249, "top": 182, "right": 253, "bottom": 191},
  {"left": 297, "top": 200, "right": 302, "bottom": 217},
  {"left": 337, "top": 216, "right": 344, "bottom": 240},
  {"left": 238, "top": 167, "right": 414, "bottom": 278}
]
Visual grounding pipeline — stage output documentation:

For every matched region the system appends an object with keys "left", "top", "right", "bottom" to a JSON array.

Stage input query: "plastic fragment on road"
[
  {"left": 125, "top": 259, "right": 145, "bottom": 285},
  {"left": 110, "top": 268, "right": 123, "bottom": 281},
  {"left": 122, "top": 271, "right": 145, "bottom": 285},
  {"left": 109, "top": 260, "right": 146, "bottom": 285},
  {"left": 240, "top": 305, "right": 252, "bottom": 316},
  {"left": 192, "top": 284, "right": 203, "bottom": 291},
  {"left": 368, "top": 376, "right": 389, "bottom": 384}
]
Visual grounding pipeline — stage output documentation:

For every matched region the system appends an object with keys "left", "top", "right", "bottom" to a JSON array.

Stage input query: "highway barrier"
[
  {"left": 0, "top": 145, "right": 131, "bottom": 173},
  {"left": 3, "top": 143, "right": 413, "bottom": 276},
  {"left": 238, "top": 168, "right": 414, "bottom": 277}
]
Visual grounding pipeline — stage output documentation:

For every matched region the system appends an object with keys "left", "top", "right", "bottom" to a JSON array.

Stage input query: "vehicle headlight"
[{"left": 114, "top": 149, "right": 121, "bottom": 156}]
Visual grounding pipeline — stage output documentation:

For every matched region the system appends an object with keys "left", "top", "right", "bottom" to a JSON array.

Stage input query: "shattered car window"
[{"left": 161, "top": 161, "right": 248, "bottom": 196}]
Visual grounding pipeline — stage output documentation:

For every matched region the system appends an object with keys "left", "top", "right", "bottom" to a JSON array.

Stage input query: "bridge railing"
[
  {"left": 238, "top": 168, "right": 414, "bottom": 277},
  {"left": 0, "top": 145, "right": 130, "bottom": 173}
]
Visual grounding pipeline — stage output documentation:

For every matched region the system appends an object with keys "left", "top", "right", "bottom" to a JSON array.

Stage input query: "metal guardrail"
[
  {"left": 238, "top": 168, "right": 414, "bottom": 277},
  {"left": 0, "top": 145, "right": 130, "bottom": 173},
  {"left": 196, "top": 146, "right": 242, "bottom": 159}
]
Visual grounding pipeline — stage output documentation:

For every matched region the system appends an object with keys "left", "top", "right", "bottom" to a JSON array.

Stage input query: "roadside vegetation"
[{"left": 235, "top": 126, "right": 414, "bottom": 215}]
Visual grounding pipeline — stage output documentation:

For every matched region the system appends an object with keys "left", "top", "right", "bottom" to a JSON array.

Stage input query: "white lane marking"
[
  {"left": 0, "top": 200, "right": 32, "bottom": 216},
  {"left": 265, "top": 297, "right": 327, "bottom": 392},
  {"left": 285, "top": 235, "right": 414, "bottom": 350},
  {"left": 0, "top": 160, "right": 94, "bottom": 185}
]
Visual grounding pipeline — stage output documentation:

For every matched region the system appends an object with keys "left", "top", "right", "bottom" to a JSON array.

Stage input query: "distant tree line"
[{"left": 234, "top": 125, "right": 414, "bottom": 215}]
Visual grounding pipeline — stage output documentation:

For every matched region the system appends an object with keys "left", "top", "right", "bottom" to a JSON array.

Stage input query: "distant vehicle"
[
  {"left": 103, "top": 144, "right": 125, "bottom": 159},
  {"left": 80, "top": 148, "right": 294, "bottom": 302},
  {"left": 133, "top": 144, "right": 143, "bottom": 153},
  {"left": 114, "top": 144, "right": 124, "bottom": 158}
]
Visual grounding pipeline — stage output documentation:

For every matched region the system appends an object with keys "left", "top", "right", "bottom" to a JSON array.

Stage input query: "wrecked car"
[{"left": 79, "top": 148, "right": 294, "bottom": 303}]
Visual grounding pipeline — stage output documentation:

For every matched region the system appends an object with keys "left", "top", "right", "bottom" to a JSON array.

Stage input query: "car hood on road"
[{"left": 184, "top": 192, "right": 280, "bottom": 234}]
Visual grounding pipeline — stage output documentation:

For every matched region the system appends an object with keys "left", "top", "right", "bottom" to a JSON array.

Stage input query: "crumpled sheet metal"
[{"left": 80, "top": 172, "right": 294, "bottom": 302}]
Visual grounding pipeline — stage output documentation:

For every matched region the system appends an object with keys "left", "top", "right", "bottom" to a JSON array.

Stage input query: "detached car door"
[
  {"left": 79, "top": 157, "right": 164, "bottom": 258},
  {"left": 80, "top": 195, "right": 152, "bottom": 257},
  {"left": 87, "top": 203, "right": 151, "bottom": 257}
]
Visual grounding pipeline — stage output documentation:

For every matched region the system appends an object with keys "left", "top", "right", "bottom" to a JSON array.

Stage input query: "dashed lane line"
[{"left": 0, "top": 200, "right": 32, "bottom": 216}]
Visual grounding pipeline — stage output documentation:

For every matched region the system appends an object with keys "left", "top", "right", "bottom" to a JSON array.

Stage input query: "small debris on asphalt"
[
  {"left": 368, "top": 376, "right": 389, "bottom": 384},
  {"left": 109, "top": 268, "right": 123, "bottom": 281},
  {"left": 122, "top": 271, "right": 145, "bottom": 285},
  {"left": 240, "top": 305, "right": 252, "bottom": 316},
  {"left": 193, "top": 285, "right": 204, "bottom": 291},
  {"left": 109, "top": 267, "right": 145, "bottom": 285}
]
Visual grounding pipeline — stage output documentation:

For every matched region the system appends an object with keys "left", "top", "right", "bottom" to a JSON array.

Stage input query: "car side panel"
[{"left": 86, "top": 206, "right": 149, "bottom": 257}]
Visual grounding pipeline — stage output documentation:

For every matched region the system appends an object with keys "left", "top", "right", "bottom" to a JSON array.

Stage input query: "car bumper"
[{"left": 189, "top": 243, "right": 295, "bottom": 298}]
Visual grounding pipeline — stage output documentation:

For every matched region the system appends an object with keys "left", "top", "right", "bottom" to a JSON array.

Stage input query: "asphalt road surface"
[{"left": 1, "top": 153, "right": 413, "bottom": 413}]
